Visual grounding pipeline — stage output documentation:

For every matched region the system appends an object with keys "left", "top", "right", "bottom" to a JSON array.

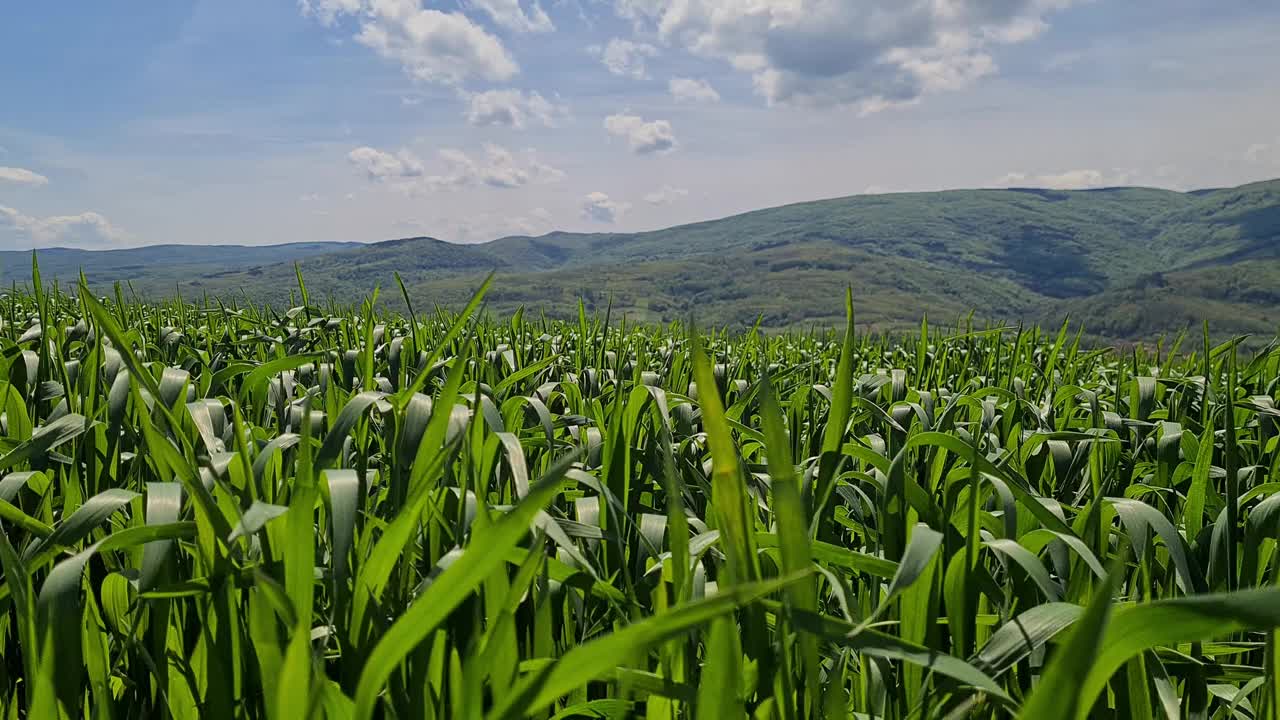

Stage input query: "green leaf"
[
  {"left": 228, "top": 500, "right": 289, "bottom": 542},
  {"left": 821, "top": 288, "right": 856, "bottom": 455},
  {"left": 0, "top": 413, "right": 92, "bottom": 472},
  {"left": 0, "top": 497, "right": 52, "bottom": 538},
  {"left": 0, "top": 522, "right": 37, "bottom": 705},
  {"left": 689, "top": 328, "right": 758, "bottom": 587},
  {"left": 241, "top": 353, "right": 326, "bottom": 402},
  {"left": 696, "top": 615, "right": 743, "bottom": 720},
  {"left": 1018, "top": 557, "right": 1124, "bottom": 720},
  {"left": 24, "top": 488, "right": 141, "bottom": 564},
  {"left": 315, "top": 391, "right": 385, "bottom": 471},
  {"left": 352, "top": 451, "right": 579, "bottom": 720},
  {"left": 972, "top": 603, "right": 1082, "bottom": 676},
  {"left": 324, "top": 469, "right": 361, "bottom": 621},
  {"left": 782, "top": 603, "right": 1012, "bottom": 705},
  {"left": 1078, "top": 587, "right": 1280, "bottom": 714},
  {"left": 489, "top": 572, "right": 811, "bottom": 719}
]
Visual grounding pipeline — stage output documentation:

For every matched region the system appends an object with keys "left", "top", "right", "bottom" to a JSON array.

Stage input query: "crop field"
[{"left": 3, "top": 267, "right": 1280, "bottom": 720}]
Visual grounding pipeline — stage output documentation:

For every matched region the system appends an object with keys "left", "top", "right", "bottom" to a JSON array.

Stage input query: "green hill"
[
  {"left": 18, "top": 179, "right": 1280, "bottom": 342},
  {"left": 0, "top": 241, "right": 359, "bottom": 288}
]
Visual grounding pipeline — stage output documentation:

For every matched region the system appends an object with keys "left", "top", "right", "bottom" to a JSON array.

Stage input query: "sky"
[{"left": 1, "top": 0, "right": 1279, "bottom": 249}]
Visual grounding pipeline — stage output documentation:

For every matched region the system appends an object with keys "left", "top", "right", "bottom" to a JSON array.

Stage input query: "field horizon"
[{"left": 5, "top": 177, "right": 1280, "bottom": 347}]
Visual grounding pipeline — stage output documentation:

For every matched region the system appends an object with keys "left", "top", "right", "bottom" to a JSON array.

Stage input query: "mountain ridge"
[
  {"left": 0, "top": 240, "right": 362, "bottom": 287},
  {"left": 7, "top": 178, "right": 1279, "bottom": 342}
]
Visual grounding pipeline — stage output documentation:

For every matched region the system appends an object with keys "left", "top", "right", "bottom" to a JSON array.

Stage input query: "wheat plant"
[{"left": 1, "top": 261, "right": 1279, "bottom": 719}]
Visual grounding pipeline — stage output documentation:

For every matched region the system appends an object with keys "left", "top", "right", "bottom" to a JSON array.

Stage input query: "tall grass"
[{"left": 1, "top": 264, "right": 1280, "bottom": 719}]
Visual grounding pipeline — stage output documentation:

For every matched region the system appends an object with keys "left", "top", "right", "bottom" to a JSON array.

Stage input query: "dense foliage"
[{"left": 2, "top": 267, "right": 1280, "bottom": 719}]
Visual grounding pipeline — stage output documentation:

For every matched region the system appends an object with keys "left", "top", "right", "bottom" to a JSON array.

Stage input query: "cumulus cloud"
[
  {"left": 300, "top": 0, "right": 518, "bottom": 85},
  {"left": 464, "top": 89, "right": 566, "bottom": 129},
  {"left": 348, "top": 146, "right": 425, "bottom": 182},
  {"left": 604, "top": 113, "right": 677, "bottom": 154},
  {"left": 526, "top": 156, "right": 566, "bottom": 184},
  {"left": 1, "top": 205, "right": 127, "bottom": 248},
  {"left": 449, "top": 145, "right": 565, "bottom": 188},
  {"left": 463, "top": 0, "right": 554, "bottom": 33},
  {"left": 581, "top": 192, "right": 630, "bottom": 223},
  {"left": 349, "top": 143, "right": 563, "bottom": 192},
  {"left": 0, "top": 167, "right": 50, "bottom": 186},
  {"left": 669, "top": 77, "right": 720, "bottom": 103},
  {"left": 591, "top": 38, "right": 659, "bottom": 79},
  {"left": 613, "top": 0, "right": 1079, "bottom": 111},
  {"left": 994, "top": 169, "right": 1133, "bottom": 190},
  {"left": 644, "top": 185, "right": 688, "bottom": 204},
  {"left": 470, "top": 145, "right": 529, "bottom": 188}
]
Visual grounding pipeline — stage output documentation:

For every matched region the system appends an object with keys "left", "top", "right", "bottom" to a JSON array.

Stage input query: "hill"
[
  {"left": 19, "top": 179, "right": 1280, "bottom": 342},
  {"left": 0, "top": 241, "right": 359, "bottom": 288}
]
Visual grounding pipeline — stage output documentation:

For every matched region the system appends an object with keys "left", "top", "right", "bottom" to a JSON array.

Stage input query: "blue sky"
[{"left": 2, "top": 0, "right": 1278, "bottom": 249}]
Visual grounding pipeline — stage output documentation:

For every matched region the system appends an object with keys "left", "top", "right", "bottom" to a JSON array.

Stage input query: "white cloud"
[
  {"left": 604, "top": 113, "right": 677, "bottom": 154},
  {"left": 669, "top": 77, "right": 720, "bottom": 103},
  {"left": 644, "top": 185, "right": 688, "bottom": 204},
  {"left": 613, "top": 0, "right": 1079, "bottom": 111},
  {"left": 893, "top": 51, "right": 997, "bottom": 93},
  {"left": 350, "top": 143, "right": 563, "bottom": 192},
  {"left": 298, "top": 0, "right": 362, "bottom": 26},
  {"left": 591, "top": 38, "right": 659, "bottom": 79},
  {"left": 0, "top": 166, "right": 50, "bottom": 186},
  {"left": 581, "top": 192, "right": 630, "bottom": 223},
  {"left": 464, "top": 0, "right": 554, "bottom": 33},
  {"left": 993, "top": 168, "right": 1134, "bottom": 190},
  {"left": 471, "top": 145, "right": 529, "bottom": 188},
  {"left": 1, "top": 205, "right": 127, "bottom": 248},
  {"left": 527, "top": 156, "right": 566, "bottom": 184},
  {"left": 464, "top": 89, "right": 566, "bottom": 129},
  {"left": 440, "top": 144, "right": 565, "bottom": 188},
  {"left": 301, "top": 0, "right": 518, "bottom": 85},
  {"left": 348, "top": 146, "right": 425, "bottom": 182}
]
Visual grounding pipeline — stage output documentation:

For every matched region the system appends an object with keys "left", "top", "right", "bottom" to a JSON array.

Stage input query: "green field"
[{"left": 3, "top": 267, "right": 1280, "bottom": 719}]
